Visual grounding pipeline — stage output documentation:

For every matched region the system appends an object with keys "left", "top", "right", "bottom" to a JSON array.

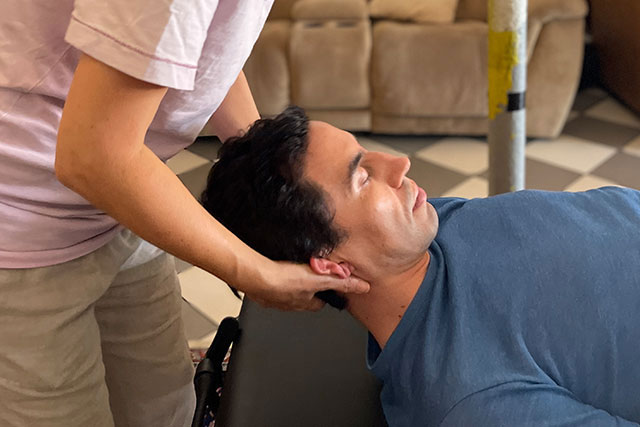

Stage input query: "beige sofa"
[{"left": 238, "top": 0, "right": 588, "bottom": 139}]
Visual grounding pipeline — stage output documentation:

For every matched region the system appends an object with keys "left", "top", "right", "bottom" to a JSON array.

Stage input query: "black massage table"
[{"left": 203, "top": 298, "right": 388, "bottom": 427}]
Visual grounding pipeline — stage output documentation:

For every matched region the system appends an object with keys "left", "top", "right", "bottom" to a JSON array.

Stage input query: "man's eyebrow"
[{"left": 346, "top": 151, "right": 364, "bottom": 187}]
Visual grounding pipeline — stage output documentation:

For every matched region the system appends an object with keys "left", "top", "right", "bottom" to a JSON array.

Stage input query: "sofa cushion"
[
  {"left": 372, "top": 21, "right": 489, "bottom": 117},
  {"left": 456, "top": 0, "right": 487, "bottom": 22},
  {"left": 292, "top": 0, "right": 368, "bottom": 20},
  {"left": 290, "top": 20, "right": 371, "bottom": 109},
  {"left": 268, "top": 0, "right": 302, "bottom": 20},
  {"left": 243, "top": 20, "right": 291, "bottom": 116},
  {"left": 371, "top": 19, "right": 542, "bottom": 118},
  {"left": 369, "top": 0, "right": 459, "bottom": 24}
]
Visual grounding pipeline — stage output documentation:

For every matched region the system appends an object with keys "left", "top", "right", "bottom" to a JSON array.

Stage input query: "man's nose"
[{"left": 381, "top": 153, "right": 410, "bottom": 188}]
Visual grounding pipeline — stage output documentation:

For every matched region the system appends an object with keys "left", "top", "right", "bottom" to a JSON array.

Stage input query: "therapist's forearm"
[
  {"left": 56, "top": 55, "right": 271, "bottom": 295},
  {"left": 207, "top": 71, "right": 260, "bottom": 141},
  {"left": 58, "top": 142, "right": 269, "bottom": 293}
]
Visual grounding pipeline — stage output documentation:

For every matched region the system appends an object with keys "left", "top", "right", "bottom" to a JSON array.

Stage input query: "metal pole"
[{"left": 488, "top": 0, "right": 527, "bottom": 195}]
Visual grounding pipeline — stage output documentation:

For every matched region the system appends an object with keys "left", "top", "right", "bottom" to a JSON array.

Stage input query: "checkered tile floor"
[{"left": 172, "top": 86, "right": 640, "bottom": 348}]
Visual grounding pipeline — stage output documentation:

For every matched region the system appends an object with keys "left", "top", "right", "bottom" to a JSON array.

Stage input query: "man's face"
[{"left": 303, "top": 121, "right": 439, "bottom": 279}]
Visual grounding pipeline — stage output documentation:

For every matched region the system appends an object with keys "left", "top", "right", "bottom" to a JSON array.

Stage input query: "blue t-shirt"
[{"left": 368, "top": 187, "right": 640, "bottom": 427}]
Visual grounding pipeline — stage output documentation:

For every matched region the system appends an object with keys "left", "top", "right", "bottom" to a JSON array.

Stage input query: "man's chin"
[{"left": 426, "top": 201, "right": 439, "bottom": 237}]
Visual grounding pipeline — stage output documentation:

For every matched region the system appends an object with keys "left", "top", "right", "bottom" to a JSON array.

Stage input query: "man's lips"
[{"left": 413, "top": 184, "right": 427, "bottom": 211}]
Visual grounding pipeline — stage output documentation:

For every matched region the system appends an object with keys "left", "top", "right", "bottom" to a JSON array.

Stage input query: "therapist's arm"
[
  {"left": 206, "top": 70, "right": 260, "bottom": 141},
  {"left": 55, "top": 54, "right": 368, "bottom": 311},
  {"left": 439, "top": 382, "right": 638, "bottom": 427}
]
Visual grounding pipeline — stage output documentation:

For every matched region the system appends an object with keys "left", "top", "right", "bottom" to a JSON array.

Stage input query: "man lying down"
[{"left": 201, "top": 106, "right": 640, "bottom": 427}]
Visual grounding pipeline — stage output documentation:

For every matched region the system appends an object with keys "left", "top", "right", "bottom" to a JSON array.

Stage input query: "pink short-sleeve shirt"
[{"left": 0, "top": 0, "right": 273, "bottom": 268}]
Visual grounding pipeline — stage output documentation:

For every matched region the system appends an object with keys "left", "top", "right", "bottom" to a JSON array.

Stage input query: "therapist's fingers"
[
  {"left": 318, "top": 274, "right": 370, "bottom": 295},
  {"left": 244, "top": 261, "right": 370, "bottom": 312},
  {"left": 306, "top": 297, "right": 326, "bottom": 312}
]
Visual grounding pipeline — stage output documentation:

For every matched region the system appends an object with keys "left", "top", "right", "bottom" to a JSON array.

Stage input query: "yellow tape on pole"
[{"left": 488, "top": 0, "right": 520, "bottom": 120}]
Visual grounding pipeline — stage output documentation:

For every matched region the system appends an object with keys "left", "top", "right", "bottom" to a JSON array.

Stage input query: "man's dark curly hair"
[{"left": 200, "top": 106, "right": 348, "bottom": 309}]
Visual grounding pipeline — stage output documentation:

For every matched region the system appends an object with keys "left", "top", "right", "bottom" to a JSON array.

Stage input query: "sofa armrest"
[
  {"left": 291, "top": 0, "right": 367, "bottom": 21},
  {"left": 529, "top": 0, "right": 588, "bottom": 25}
]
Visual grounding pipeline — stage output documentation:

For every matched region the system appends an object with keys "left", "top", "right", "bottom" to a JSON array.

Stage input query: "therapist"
[{"left": 0, "top": 1, "right": 369, "bottom": 426}]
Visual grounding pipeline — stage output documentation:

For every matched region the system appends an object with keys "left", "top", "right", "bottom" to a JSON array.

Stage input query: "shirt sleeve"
[
  {"left": 439, "top": 382, "right": 640, "bottom": 427},
  {"left": 64, "top": 0, "right": 220, "bottom": 90}
]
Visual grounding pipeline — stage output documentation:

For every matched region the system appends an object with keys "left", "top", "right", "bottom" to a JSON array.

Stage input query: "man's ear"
[{"left": 309, "top": 257, "right": 353, "bottom": 279}]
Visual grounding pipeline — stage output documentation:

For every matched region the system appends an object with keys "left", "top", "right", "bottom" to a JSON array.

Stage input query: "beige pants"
[{"left": 0, "top": 230, "right": 195, "bottom": 427}]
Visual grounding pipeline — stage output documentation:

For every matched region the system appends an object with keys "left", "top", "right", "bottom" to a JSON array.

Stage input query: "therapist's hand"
[{"left": 243, "top": 260, "right": 369, "bottom": 312}]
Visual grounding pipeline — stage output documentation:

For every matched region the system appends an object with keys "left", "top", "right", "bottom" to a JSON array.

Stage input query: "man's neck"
[{"left": 346, "top": 252, "right": 430, "bottom": 349}]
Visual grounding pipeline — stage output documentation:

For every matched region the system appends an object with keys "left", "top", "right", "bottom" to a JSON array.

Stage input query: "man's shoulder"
[
  {"left": 430, "top": 186, "right": 639, "bottom": 214},
  {"left": 430, "top": 186, "right": 640, "bottom": 245}
]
